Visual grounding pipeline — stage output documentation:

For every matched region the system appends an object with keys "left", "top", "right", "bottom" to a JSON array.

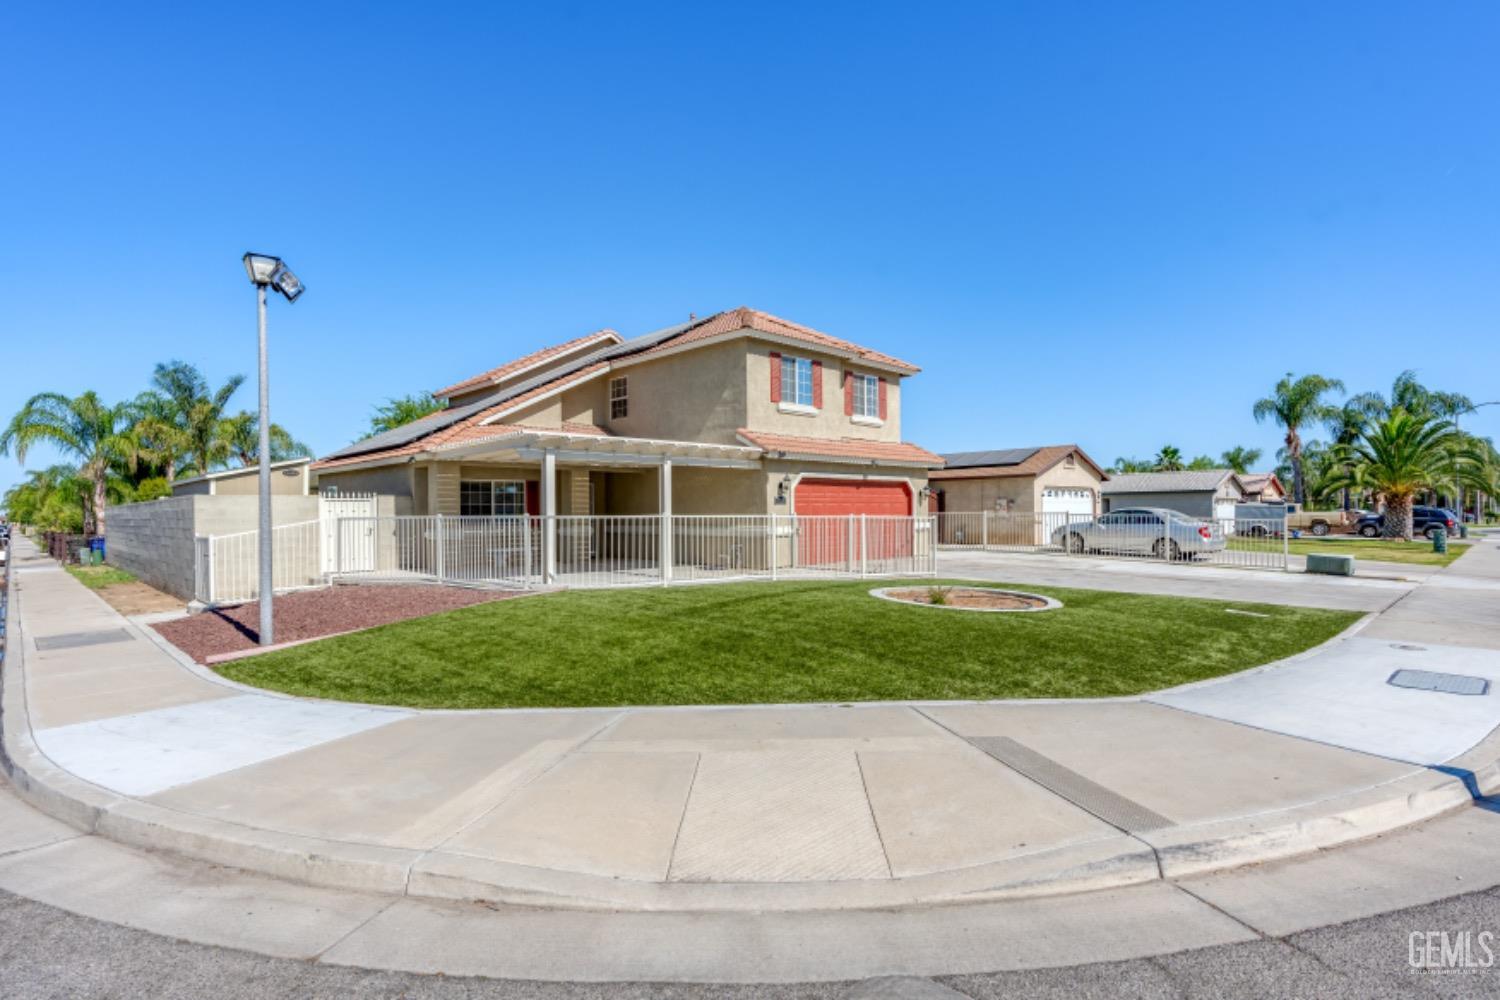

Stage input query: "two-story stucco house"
[{"left": 312, "top": 307, "right": 943, "bottom": 522}]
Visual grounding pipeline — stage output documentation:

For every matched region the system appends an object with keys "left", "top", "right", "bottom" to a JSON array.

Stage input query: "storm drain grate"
[
  {"left": 1388, "top": 669, "right": 1490, "bottom": 697},
  {"left": 968, "top": 736, "right": 1172, "bottom": 833},
  {"left": 34, "top": 628, "right": 133, "bottom": 651}
]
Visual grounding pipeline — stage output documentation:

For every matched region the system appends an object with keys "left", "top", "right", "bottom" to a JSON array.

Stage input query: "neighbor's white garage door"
[{"left": 1041, "top": 488, "right": 1094, "bottom": 519}]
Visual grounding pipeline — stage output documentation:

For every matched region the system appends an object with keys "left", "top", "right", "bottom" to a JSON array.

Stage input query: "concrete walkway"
[{"left": 3, "top": 533, "right": 1499, "bottom": 927}]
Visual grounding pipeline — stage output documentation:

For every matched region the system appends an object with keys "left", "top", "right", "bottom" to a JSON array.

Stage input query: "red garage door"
[
  {"left": 794, "top": 479, "right": 912, "bottom": 516},
  {"left": 794, "top": 479, "right": 912, "bottom": 566}
]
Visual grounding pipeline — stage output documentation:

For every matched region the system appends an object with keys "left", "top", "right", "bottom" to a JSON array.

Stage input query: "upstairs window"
[
  {"left": 460, "top": 480, "right": 526, "bottom": 517},
  {"left": 852, "top": 373, "right": 880, "bottom": 419},
  {"left": 609, "top": 376, "right": 628, "bottom": 419},
  {"left": 780, "top": 355, "right": 815, "bottom": 407}
]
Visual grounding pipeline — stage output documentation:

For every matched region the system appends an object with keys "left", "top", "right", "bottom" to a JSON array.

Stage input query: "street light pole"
[
  {"left": 256, "top": 281, "right": 273, "bottom": 645},
  {"left": 242, "top": 252, "right": 306, "bottom": 647}
]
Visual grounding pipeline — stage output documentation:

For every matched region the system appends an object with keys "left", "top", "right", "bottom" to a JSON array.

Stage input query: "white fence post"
[
  {"left": 1282, "top": 512, "right": 1290, "bottom": 572},
  {"left": 859, "top": 514, "right": 868, "bottom": 577},
  {"left": 435, "top": 513, "right": 446, "bottom": 583},
  {"left": 981, "top": 509, "right": 989, "bottom": 550},
  {"left": 333, "top": 518, "right": 342, "bottom": 580},
  {"left": 769, "top": 513, "right": 778, "bottom": 581}
]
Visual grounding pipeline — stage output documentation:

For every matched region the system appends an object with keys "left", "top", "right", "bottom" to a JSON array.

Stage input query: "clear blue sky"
[{"left": 4, "top": 2, "right": 1498, "bottom": 495}]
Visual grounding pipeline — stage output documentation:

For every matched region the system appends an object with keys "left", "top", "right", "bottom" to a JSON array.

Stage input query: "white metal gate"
[{"left": 320, "top": 493, "right": 376, "bottom": 573}]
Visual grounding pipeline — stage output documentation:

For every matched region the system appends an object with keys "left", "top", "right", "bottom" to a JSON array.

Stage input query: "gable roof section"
[
  {"left": 317, "top": 309, "right": 918, "bottom": 469},
  {"left": 1238, "top": 472, "right": 1286, "bottom": 496},
  {"left": 735, "top": 429, "right": 943, "bottom": 468},
  {"left": 625, "top": 307, "right": 919, "bottom": 373},
  {"left": 1101, "top": 469, "right": 1242, "bottom": 495},
  {"left": 931, "top": 445, "right": 1106, "bottom": 481},
  {"left": 433, "top": 329, "right": 621, "bottom": 399},
  {"left": 313, "top": 364, "right": 609, "bottom": 470}
]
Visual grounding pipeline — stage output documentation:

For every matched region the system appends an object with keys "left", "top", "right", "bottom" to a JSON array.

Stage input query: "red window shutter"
[
  {"left": 769, "top": 352, "right": 781, "bottom": 403},
  {"left": 843, "top": 371, "right": 854, "bottom": 416},
  {"left": 811, "top": 360, "right": 823, "bottom": 408},
  {"left": 878, "top": 378, "right": 888, "bottom": 420},
  {"left": 524, "top": 481, "right": 540, "bottom": 516}
]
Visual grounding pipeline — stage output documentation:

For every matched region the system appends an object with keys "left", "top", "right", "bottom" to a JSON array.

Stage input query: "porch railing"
[{"left": 194, "top": 513, "right": 937, "bottom": 603}]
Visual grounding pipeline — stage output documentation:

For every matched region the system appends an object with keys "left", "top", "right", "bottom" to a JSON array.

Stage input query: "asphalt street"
[{"left": 2, "top": 883, "right": 1497, "bottom": 999}]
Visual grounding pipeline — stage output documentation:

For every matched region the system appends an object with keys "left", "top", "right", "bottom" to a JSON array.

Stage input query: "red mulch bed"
[{"left": 152, "top": 584, "right": 523, "bottom": 663}]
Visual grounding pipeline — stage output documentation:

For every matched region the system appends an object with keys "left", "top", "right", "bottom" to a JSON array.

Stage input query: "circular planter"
[{"left": 870, "top": 585, "right": 1063, "bottom": 613}]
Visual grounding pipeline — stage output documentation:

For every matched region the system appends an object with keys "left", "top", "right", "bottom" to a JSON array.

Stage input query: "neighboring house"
[
  {"left": 1101, "top": 469, "right": 1247, "bottom": 520},
  {"left": 1237, "top": 472, "right": 1287, "bottom": 503},
  {"left": 171, "top": 458, "right": 315, "bottom": 497},
  {"left": 930, "top": 446, "right": 1107, "bottom": 519},
  {"left": 312, "top": 307, "right": 943, "bottom": 520}
]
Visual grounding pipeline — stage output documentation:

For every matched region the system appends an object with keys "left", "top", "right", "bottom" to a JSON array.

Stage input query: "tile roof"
[
  {"left": 1101, "top": 470, "right": 1239, "bottom": 494},
  {"left": 636, "top": 307, "right": 919, "bottom": 373},
  {"left": 735, "top": 429, "right": 943, "bottom": 466},
  {"left": 433, "top": 329, "right": 621, "bottom": 399},
  {"left": 930, "top": 445, "right": 1106, "bottom": 481}
]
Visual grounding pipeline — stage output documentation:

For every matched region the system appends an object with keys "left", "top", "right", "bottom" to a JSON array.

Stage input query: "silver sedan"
[{"left": 1050, "top": 507, "right": 1226, "bottom": 560}]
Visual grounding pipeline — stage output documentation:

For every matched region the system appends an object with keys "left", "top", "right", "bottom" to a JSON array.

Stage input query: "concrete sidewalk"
[{"left": 3, "top": 532, "right": 1499, "bottom": 917}]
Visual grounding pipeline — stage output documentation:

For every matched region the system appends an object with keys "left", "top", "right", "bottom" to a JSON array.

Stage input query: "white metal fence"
[
  {"left": 194, "top": 514, "right": 937, "bottom": 603},
  {"left": 935, "top": 511, "right": 1289, "bottom": 570},
  {"left": 193, "top": 520, "right": 323, "bottom": 604}
]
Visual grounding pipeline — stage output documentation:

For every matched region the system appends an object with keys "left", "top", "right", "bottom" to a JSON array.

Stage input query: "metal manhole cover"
[
  {"left": 1390, "top": 643, "right": 1428, "bottom": 651},
  {"left": 1388, "top": 669, "right": 1489, "bottom": 697}
]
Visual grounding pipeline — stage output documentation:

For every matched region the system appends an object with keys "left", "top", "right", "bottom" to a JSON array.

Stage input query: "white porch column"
[
  {"left": 659, "top": 458, "right": 674, "bottom": 583},
  {"left": 542, "top": 449, "right": 558, "bottom": 584}
]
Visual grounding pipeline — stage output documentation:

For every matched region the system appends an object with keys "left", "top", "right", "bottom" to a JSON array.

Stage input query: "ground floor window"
[{"left": 460, "top": 480, "right": 527, "bottom": 516}]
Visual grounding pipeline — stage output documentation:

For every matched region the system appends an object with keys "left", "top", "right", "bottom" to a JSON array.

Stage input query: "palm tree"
[
  {"left": 1186, "top": 454, "right": 1219, "bottom": 471},
  {"left": 219, "top": 411, "right": 314, "bottom": 467},
  {"left": 1152, "top": 445, "right": 1184, "bottom": 472},
  {"left": 150, "top": 361, "right": 245, "bottom": 476},
  {"left": 1219, "top": 446, "right": 1263, "bottom": 474},
  {"left": 128, "top": 389, "right": 192, "bottom": 482},
  {"left": 370, "top": 392, "right": 447, "bottom": 435},
  {"left": 1111, "top": 456, "right": 1153, "bottom": 474},
  {"left": 1322, "top": 402, "right": 1368, "bottom": 511},
  {"left": 1, "top": 392, "right": 139, "bottom": 534},
  {"left": 1330, "top": 409, "right": 1486, "bottom": 540},
  {"left": 1252, "top": 373, "right": 1345, "bottom": 505}
]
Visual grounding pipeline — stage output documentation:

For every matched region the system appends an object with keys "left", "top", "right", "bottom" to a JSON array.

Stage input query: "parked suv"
[{"left": 1355, "top": 506, "right": 1456, "bottom": 539}]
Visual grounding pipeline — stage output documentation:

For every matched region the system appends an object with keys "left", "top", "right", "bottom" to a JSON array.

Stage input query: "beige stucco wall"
[
  {"left": 604, "top": 340, "right": 748, "bottom": 445},
  {"left": 172, "top": 465, "right": 309, "bottom": 497},
  {"left": 937, "top": 476, "right": 1034, "bottom": 513},
  {"left": 743, "top": 343, "right": 902, "bottom": 443},
  {"left": 317, "top": 464, "right": 415, "bottom": 502}
]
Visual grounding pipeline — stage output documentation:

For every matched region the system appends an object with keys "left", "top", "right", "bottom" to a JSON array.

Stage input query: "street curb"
[{"left": 0, "top": 542, "right": 1488, "bottom": 914}]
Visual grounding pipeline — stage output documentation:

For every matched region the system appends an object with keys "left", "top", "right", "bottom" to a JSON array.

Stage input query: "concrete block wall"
[
  {"left": 105, "top": 495, "right": 324, "bottom": 600},
  {"left": 105, "top": 497, "right": 198, "bottom": 598}
]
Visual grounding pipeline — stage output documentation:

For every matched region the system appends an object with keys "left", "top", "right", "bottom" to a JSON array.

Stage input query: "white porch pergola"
[{"left": 432, "top": 429, "right": 763, "bottom": 583}]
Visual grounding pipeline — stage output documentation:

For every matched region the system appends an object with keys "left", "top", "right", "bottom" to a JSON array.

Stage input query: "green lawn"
[
  {"left": 217, "top": 580, "right": 1360, "bottom": 709},
  {"left": 1230, "top": 536, "right": 1471, "bottom": 566},
  {"left": 65, "top": 564, "right": 139, "bottom": 589}
]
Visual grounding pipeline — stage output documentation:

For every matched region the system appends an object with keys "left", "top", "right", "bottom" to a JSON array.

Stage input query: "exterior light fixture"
[
  {"left": 242, "top": 252, "right": 306, "bottom": 302},
  {"left": 240, "top": 252, "right": 307, "bottom": 645},
  {"left": 775, "top": 474, "right": 792, "bottom": 505}
]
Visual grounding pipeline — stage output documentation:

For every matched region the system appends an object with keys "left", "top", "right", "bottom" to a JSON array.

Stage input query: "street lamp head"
[
  {"left": 242, "top": 252, "right": 305, "bottom": 302},
  {"left": 269, "top": 262, "right": 305, "bottom": 302},
  {"left": 242, "top": 252, "right": 281, "bottom": 285}
]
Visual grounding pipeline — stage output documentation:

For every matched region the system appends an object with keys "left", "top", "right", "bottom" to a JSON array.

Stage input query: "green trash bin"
[
  {"left": 1459, "top": 524, "right": 1469, "bottom": 539},
  {"left": 1432, "top": 527, "right": 1447, "bottom": 554}
]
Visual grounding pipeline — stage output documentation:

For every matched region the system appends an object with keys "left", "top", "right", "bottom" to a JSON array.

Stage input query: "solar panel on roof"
[
  {"left": 937, "top": 447, "right": 1040, "bottom": 469},
  {"left": 319, "top": 318, "right": 704, "bottom": 462}
]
